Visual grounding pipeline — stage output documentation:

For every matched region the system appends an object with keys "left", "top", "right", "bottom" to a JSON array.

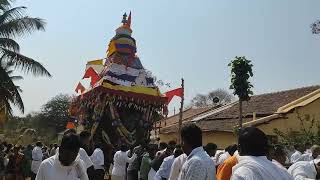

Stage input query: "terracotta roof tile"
[
  {"left": 156, "top": 107, "right": 213, "bottom": 128},
  {"left": 160, "top": 85, "right": 320, "bottom": 133},
  {"left": 205, "top": 86, "right": 320, "bottom": 120}
]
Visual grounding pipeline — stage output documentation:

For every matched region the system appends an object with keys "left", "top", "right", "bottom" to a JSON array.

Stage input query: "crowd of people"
[
  {"left": 1, "top": 124, "right": 320, "bottom": 179},
  {"left": 0, "top": 141, "right": 61, "bottom": 180}
]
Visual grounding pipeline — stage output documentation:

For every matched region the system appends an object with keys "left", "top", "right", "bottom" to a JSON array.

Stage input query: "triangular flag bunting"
[
  {"left": 83, "top": 67, "right": 101, "bottom": 86},
  {"left": 86, "top": 59, "right": 104, "bottom": 74},
  {"left": 75, "top": 82, "right": 85, "bottom": 94}
]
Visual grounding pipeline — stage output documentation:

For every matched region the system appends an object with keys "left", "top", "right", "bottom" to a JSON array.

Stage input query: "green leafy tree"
[
  {"left": 0, "top": 61, "right": 23, "bottom": 118},
  {"left": 228, "top": 56, "right": 253, "bottom": 128},
  {"left": 1, "top": 94, "right": 71, "bottom": 143},
  {"left": 0, "top": 0, "right": 51, "bottom": 119},
  {"left": 41, "top": 94, "right": 71, "bottom": 132}
]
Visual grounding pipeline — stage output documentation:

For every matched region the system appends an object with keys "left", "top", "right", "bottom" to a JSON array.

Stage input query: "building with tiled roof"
[
  {"left": 159, "top": 85, "right": 320, "bottom": 148},
  {"left": 151, "top": 107, "right": 214, "bottom": 141}
]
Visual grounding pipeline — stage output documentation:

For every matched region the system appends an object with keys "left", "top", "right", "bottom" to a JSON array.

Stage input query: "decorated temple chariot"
[{"left": 70, "top": 12, "right": 167, "bottom": 147}]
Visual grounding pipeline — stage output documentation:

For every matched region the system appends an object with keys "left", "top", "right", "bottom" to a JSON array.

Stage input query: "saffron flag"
[
  {"left": 164, "top": 88, "right": 183, "bottom": 105},
  {"left": 83, "top": 67, "right": 101, "bottom": 86},
  {"left": 75, "top": 82, "right": 85, "bottom": 94}
]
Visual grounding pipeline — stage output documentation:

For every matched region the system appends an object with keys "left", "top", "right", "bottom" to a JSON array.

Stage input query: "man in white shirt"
[
  {"left": 216, "top": 151, "right": 230, "bottom": 165},
  {"left": 56, "top": 146, "right": 93, "bottom": 169},
  {"left": 216, "top": 144, "right": 237, "bottom": 165},
  {"left": 290, "top": 144, "right": 304, "bottom": 163},
  {"left": 156, "top": 155, "right": 175, "bottom": 180},
  {"left": 156, "top": 147, "right": 183, "bottom": 180},
  {"left": 79, "top": 130, "right": 95, "bottom": 180},
  {"left": 298, "top": 145, "right": 320, "bottom": 162},
  {"left": 231, "top": 127, "right": 293, "bottom": 180},
  {"left": 90, "top": 144, "right": 105, "bottom": 180},
  {"left": 179, "top": 124, "right": 216, "bottom": 180},
  {"left": 169, "top": 153, "right": 187, "bottom": 180},
  {"left": 112, "top": 144, "right": 137, "bottom": 180},
  {"left": 56, "top": 146, "right": 93, "bottom": 170},
  {"left": 35, "top": 133, "right": 89, "bottom": 180},
  {"left": 288, "top": 159, "right": 320, "bottom": 179},
  {"left": 31, "top": 141, "right": 43, "bottom": 180},
  {"left": 56, "top": 129, "right": 94, "bottom": 170},
  {"left": 213, "top": 149, "right": 224, "bottom": 164},
  {"left": 150, "top": 141, "right": 176, "bottom": 179}
]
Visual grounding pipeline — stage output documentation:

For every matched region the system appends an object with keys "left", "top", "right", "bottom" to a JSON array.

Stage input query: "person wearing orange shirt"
[{"left": 216, "top": 152, "right": 238, "bottom": 180}]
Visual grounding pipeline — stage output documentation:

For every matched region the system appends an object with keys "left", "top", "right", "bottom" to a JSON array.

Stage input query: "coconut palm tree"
[
  {"left": 0, "top": 60, "right": 23, "bottom": 116},
  {"left": 0, "top": 0, "right": 51, "bottom": 118}
]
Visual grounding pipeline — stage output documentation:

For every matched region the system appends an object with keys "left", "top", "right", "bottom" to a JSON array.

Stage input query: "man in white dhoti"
[
  {"left": 231, "top": 127, "right": 293, "bottom": 180},
  {"left": 288, "top": 159, "right": 320, "bottom": 179},
  {"left": 31, "top": 141, "right": 43, "bottom": 180},
  {"left": 298, "top": 145, "right": 320, "bottom": 162},
  {"left": 35, "top": 133, "right": 89, "bottom": 180}
]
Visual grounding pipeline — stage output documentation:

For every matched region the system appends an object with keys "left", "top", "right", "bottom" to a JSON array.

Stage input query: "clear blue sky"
[{"left": 13, "top": 0, "right": 320, "bottom": 115}]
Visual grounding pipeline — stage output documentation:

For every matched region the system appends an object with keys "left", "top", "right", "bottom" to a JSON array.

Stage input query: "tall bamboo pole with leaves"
[{"left": 228, "top": 56, "right": 253, "bottom": 128}]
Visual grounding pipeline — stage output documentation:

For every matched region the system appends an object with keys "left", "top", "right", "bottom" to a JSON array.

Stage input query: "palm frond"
[
  {"left": 0, "top": 100, "right": 13, "bottom": 117},
  {"left": 0, "top": 38, "right": 19, "bottom": 51},
  {"left": 0, "top": 0, "right": 11, "bottom": 11},
  {"left": 1, "top": 48, "right": 51, "bottom": 77},
  {"left": 0, "top": 81, "right": 24, "bottom": 113},
  {"left": 10, "top": 75, "right": 22, "bottom": 81},
  {"left": 0, "top": 64, "right": 24, "bottom": 113},
  {"left": 0, "top": 6, "right": 26, "bottom": 24},
  {"left": 15, "top": 85, "right": 22, "bottom": 92},
  {"left": 0, "top": 16, "right": 46, "bottom": 38}
]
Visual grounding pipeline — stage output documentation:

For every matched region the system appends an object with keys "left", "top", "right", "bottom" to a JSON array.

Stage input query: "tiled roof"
[
  {"left": 205, "top": 86, "right": 320, "bottom": 121},
  {"left": 160, "top": 85, "right": 320, "bottom": 133},
  {"left": 156, "top": 107, "right": 213, "bottom": 128}
]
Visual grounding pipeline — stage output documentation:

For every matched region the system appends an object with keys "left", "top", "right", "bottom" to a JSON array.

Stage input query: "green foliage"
[
  {"left": 273, "top": 112, "right": 320, "bottom": 146},
  {"left": 228, "top": 56, "right": 254, "bottom": 101},
  {"left": 0, "top": 0, "right": 50, "bottom": 118},
  {"left": 1, "top": 94, "right": 71, "bottom": 143},
  {"left": 41, "top": 94, "right": 71, "bottom": 132},
  {"left": 0, "top": 60, "right": 23, "bottom": 116}
]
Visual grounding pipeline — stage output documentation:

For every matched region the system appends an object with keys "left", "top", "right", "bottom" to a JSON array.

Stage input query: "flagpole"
[{"left": 178, "top": 78, "right": 184, "bottom": 144}]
